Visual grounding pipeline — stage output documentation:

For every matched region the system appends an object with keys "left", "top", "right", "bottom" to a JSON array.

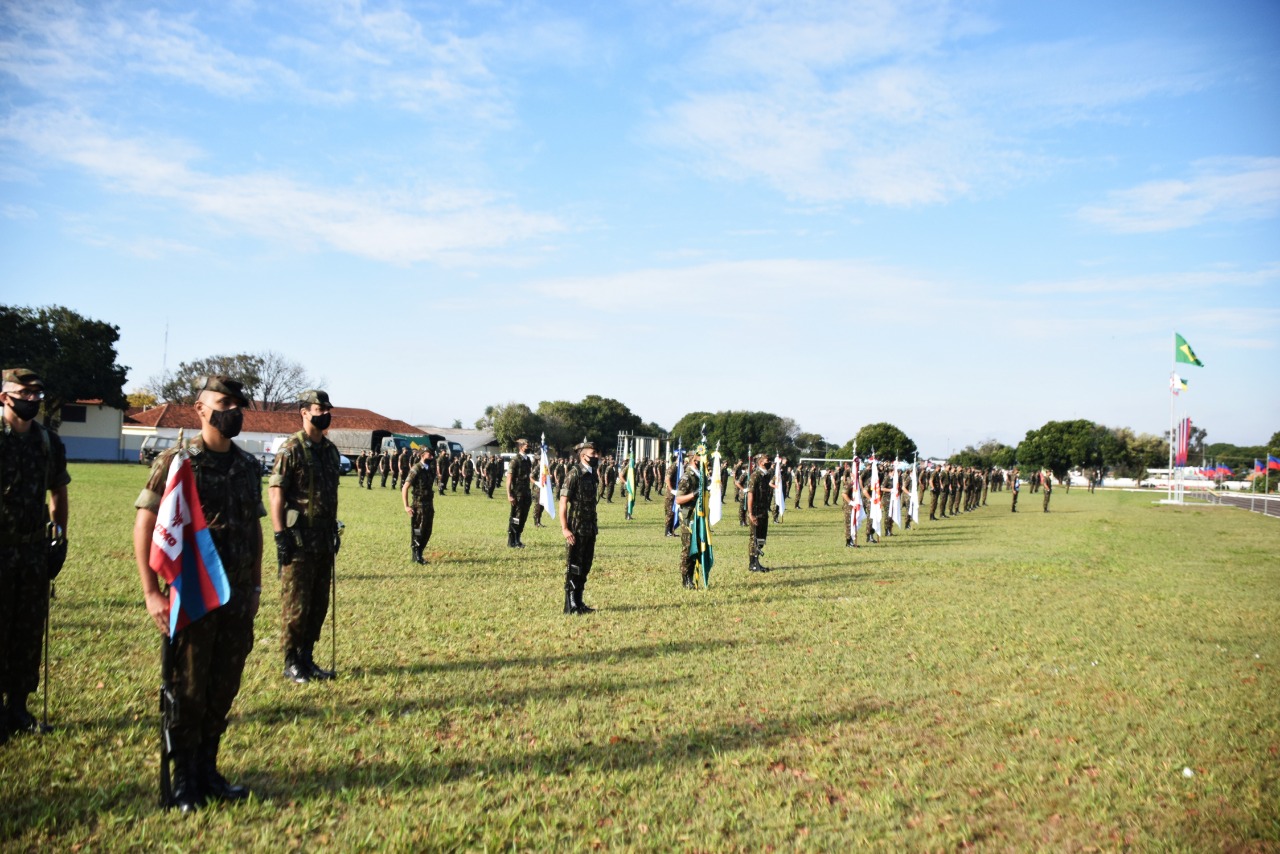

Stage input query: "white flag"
[
  {"left": 773, "top": 455, "right": 785, "bottom": 519},
  {"left": 908, "top": 462, "right": 920, "bottom": 523},
  {"left": 889, "top": 462, "right": 903, "bottom": 529},
  {"left": 537, "top": 438, "right": 556, "bottom": 520},
  {"left": 709, "top": 449, "right": 723, "bottom": 526},
  {"left": 869, "top": 458, "right": 883, "bottom": 537}
]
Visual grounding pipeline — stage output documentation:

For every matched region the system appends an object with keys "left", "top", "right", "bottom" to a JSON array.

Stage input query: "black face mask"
[
  {"left": 587, "top": 457, "right": 600, "bottom": 471},
  {"left": 8, "top": 398, "right": 41, "bottom": 422},
  {"left": 309, "top": 412, "right": 332, "bottom": 431},
  {"left": 209, "top": 407, "right": 243, "bottom": 439}
]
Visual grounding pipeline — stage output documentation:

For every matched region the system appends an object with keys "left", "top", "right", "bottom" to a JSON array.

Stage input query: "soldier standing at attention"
[
  {"left": 133, "top": 375, "right": 258, "bottom": 809},
  {"left": 672, "top": 446, "right": 702, "bottom": 588},
  {"left": 378, "top": 448, "right": 391, "bottom": 488},
  {"left": 355, "top": 451, "right": 366, "bottom": 488},
  {"left": 1, "top": 368, "right": 70, "bottom": 744},
  {"left": 746, "top": 454, "right": 773, "bottom": 572},
  {"left": 1010, "top": 468, "right": 1020, "bottom": 512},
  {"left": 1041, "top": 469, "right": 1053, "bottom": 512},
  {"left": 365, "top": 450, "right": 377, "bottom": 490},
  {"left": 506, "top": 439, "right": 534, "bottom": 548},
  {"left": 270, "top": 390, "right": 341, "bottom": 684},
  {"left": 462, "top": 454, "right": 475, "bottom": 495},
  {"left": 401, "top": 447, "right": 435, "bottom": 565},
  {"left": 735, "top": 461, "right": 750, "bottom": 527},
  {"left": 842, "top": 468, "right": 859, "bottom": 548},
  {"left": 558, "top": 441, "right": 601, "bottom": 614}
]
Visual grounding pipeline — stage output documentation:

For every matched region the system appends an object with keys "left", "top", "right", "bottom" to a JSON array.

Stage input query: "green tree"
[
  {"left": 127, "top": 388, "right": 159, "bottom": 409},
  {"left": 949, "top": 438, "right": 1015, "bottom": 469},
  {"left": 832, "top": 423, "right": 917, "bottom": 462},
  {"left": 1016, "top": 419, "right": 1119, "bottom": 480},
  {"left": 491, "top": 403, "right": 543, "bottom": 451},
  {"left": 0, "top": 304, "right": 129, "bottom": 427},
  {"left": 668, "top": 410, "right": 798, "bottom": 461},
  {"left": 150, "top": 350, "right": 318, "bottom": 409}
]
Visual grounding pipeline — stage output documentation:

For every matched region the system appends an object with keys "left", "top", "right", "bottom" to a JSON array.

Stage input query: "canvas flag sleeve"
[
  {"left": 624, "top": 450, "right": 637, "bottom": 516},
  {"left": 1175, "top": 333, "right": 1205, "bottom": 367},
  {"left": 708, "top": 449, "right": 723, "bottom": 527},
  {"left": 908, "top": 462, "right": 920, "bottom": 523},
  {"left": 149, "top": 451, "right": 231, "bottom": 636},
  {"left": 869, "top": 459, "right": 883, "bottom": 537},
  {"left": 773, "top": 455, "right": 785, "bottom": 519},
  {"left": 538, "top": 438, "right": 557, "bottom": 520},
  {"left": 889, "top": 464, "right": 903, "bottom": 528}
]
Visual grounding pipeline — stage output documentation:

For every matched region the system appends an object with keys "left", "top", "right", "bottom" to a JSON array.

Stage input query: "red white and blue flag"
[
  {"left": 149, "top": 449, "right": 231, "bottom": 636},
  {"left": 1269, "top": 454, "right": 1280, "bottom": 472}
]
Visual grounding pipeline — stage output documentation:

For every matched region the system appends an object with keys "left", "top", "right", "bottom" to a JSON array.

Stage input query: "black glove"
[
  {"left": 333, "top": 521, "right": 342, "bottom": 556},
  {"left": 274, "top": 531, "right": 296, "bottom": 567},
  {"left": 48, "top": 537, "right": 68, "bottom": 580}
]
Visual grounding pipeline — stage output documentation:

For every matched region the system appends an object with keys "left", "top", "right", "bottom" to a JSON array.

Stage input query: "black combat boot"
[
  {"left": 6, "top": 695, "right": 47, "bottom": 735},
  {"left": 283, "top": 649, "right": 310, "bottom": 684},
  {"left": 563, "top": 573, "right": 575, "bottom": 614},
  {"left": 169, "top": 751, "right": 206, "bottom": 813},
  {"left": 302, "top": 645, "right": 335, "bottom": 681},
  {"left": 682, "top": 570, "right": 695, "bottom": 589},
  {"left": 199, "top": 735, "right": 250, "bottom": 802},
  {"left": 572, "top": 575, "right": 595, "bottom": 614}
]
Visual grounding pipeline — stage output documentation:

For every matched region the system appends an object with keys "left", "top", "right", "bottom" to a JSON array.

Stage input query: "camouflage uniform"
[
  {"left": 746, "top": 464, "right": 772, "bottom": 571},
  {"left": 676, "top": 466, "right": 700, "bottom": 587},
  {"left": 559, "top": 460, "right": 600, "bottom": 612},
  {"left": 1042, "top": 471, "right": 1053, "bottom": 512},
  {"left": 1, "top": 414, "right": 70, "bottom": 730},
  {"left": 663, "top": 459, "right": 679, "bottom": 536},
  {"left": 507, "top": 453, "right": 533, "bottom": 547},
  {"left": 842, "top": 475, "right": 858, "bottom": 546},
  {"left": 270, "top": 429, "right": 341, "bottom": 672},
  {"left": 136, "top": 437, "right": 262, "bottom": 757},
  {"left": 462, "top": 455, "right": 474, "bottom": 494},
  {"left": 404, "top": 458, "right": 436, "bottom": 563}
]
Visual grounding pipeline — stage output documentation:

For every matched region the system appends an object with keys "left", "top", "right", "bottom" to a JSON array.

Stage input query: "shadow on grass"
[{"left": 244, "top": 701, "right": 890, "bottom": 802}]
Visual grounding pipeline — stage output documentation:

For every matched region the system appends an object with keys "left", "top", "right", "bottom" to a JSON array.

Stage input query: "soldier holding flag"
[{"left": 133, "top": 375, "right": 262, "bottom": 811}]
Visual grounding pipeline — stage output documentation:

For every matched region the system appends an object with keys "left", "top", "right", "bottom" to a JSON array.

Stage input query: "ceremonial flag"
[
  {"left": 1175, "top": 417, "right": 1191, "bottom": 467},
  {"left": 537, "top": 434, "right": 556, "bottom": 520},
  {"left": 869, "top": 457, "right": 883, "bottom": 537},
  {"left": 773, "top": 454, "right": 785, "bottom": 519},
  {"left": 1255, "top": 459, "right": 1265, "bottom": 475},
  {"left": 908, "top": 460, "right": 920, "bottom": 524},
  {"left": 1269, "top": 454, "right": 1280, "bottom": 472},
  {"left": 690, "top": 449, "right": 715, "bottom": 587},
  {"left": 888, "top": 462, "right": 903, "bottom": 529},
  {"left": 623, "top": 443, "right": 637, "bottom": 518},
  {"left": 1169, "top": 373, "right": 1188, "bottom": 395},
  {"left": 149, "top": 446, "right": 231, "bottom": 636},
  {"left": 708, "top": 445, "right": 723, "bottom": 527},
  {"left": 1216, "top": 463, "right": 1232, "bottom": 477},
  {"left": 849, "top": 459, "right": 865, "bottom": 531},
  {"left": 1175, "top": 333, "right": 1204, "bottom": 367}
]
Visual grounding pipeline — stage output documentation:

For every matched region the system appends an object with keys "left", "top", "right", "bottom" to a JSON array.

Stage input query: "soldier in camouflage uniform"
[
  {"left": 462, "top": 454, "right": 475, "bottom": 495},
  {"left": 1, "top": 368, "right": 70, "bottom": 745},
  {"left": 735, "top": 461, "right": 750, "bottom": 527},
  {"left": 1041, "top": 469, "right": 1053, "bottom": 512},
  {"left": 365, "top": 451, "right": 377, "bottom": 490},
  {"left": 435, "top": 450, "right": 451, "bottom": 495},
  {"left": 486, "top": 455, "right": 502, "bottom": 499},
  {"left": 842, "top": 468, "right": 859, "bottom": 548},
  {"left": 401, "top": 447, "right": 436, "bottom": 565},
  {"left": 663, "top": 455, "right": 679, "bottom": 537},
  {"left": 506, "top": 439, "right": 534, "bottom": 548},
  {"left": 746, "top": 454, "right": 773, "bottom": 572},
  {"left": 558, "top": 441, "right": 601, "bottom": 613},
  {"left": 270, "top": 390, "right": 341, "bottom": 684},
  {"left": 133, "top": 375, "right": 259, "bottom": 810},
  {"left": 378, "top": 448, "right": 391, "bottom": 488},
  {"left": 672, "top": 447, "right": 703, "bottom": 588}
]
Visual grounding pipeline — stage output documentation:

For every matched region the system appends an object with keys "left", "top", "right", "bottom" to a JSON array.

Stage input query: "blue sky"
[{"left": 2, "top": 0, "right": 1277, "bottom": 457}]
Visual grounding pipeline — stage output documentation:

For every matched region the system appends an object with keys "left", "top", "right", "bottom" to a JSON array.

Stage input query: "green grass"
[{"left": 2, "top": 466, "right": 1277, "bottom": 851}]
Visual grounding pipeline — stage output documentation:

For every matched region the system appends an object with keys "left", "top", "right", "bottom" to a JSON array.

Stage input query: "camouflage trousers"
[
  {"left": 748, "top": 516, "right": 768, "bottom": 565},
  {"left": 663, "top": 491, "right": 676, "bottom": 534},
  {"left": 843, "top": 505, "right": 855, "bottom": 542},
  {"left": 281, "top": 549, "right": 332, "bottom": 653},
  {"left": 169, "top": 591, "right": 255, "bottom": 753},
  {"left": 411, "top": 506, "right": 434, "bottom": 550},
  {"left": 679, "top": 524, "right": 695, "bottom": 578},
  {"left": 0, "top": 543, "right": 50, "bottom": 700},
  {"left": 565, "top": 533, "right": 596, "bottom": 579},
  {"left": 509, "top": 493, "right": 531, "bottom": 538}
]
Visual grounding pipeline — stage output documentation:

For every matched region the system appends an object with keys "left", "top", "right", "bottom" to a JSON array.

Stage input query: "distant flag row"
[
  {"left": 1173, "top": 417, "right": 1191, "bottom": 467},
  {"left": 1257, "top": 455, "right": 1280, "bottom": 473}
]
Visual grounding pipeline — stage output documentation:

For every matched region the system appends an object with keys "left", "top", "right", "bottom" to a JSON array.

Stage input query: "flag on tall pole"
[
  {"left": 1269, "top": 454, "right": 1280, "bottom": 472},
  {"left": 708, "top": 441, "right": 723, "bottom": 527},
  {"left": 888, "top": 461, "right": 903, "bottom": 530},
  {"left": 869, "top": 456, "right": 883, "bottom": 537},
  {"left": 773, "top": 454, "right": 785, "bottom": 519},
  {"left": 1169, "top": 373, "right": 1188, "bottom": 395},
  {"left": 849, "top": 457, "right": 865, "bottom": 533},
  {"left": 690, "top": 437, "right": 715, "bottom": 588},
  {"left": 623, "top": 441, "right": 637, "bottom": 519},
  {"left": 149, "top": 438, "right": 231, "bottom": 636},
  {"left": 908, "top": 458, "right": 920, "bottom": 524},
  {"left": 537, "top": 433, "right": 557, "bottom": 520},
  {"left": 1175, "top": 333, "right": 1205, "bottom": 367}
]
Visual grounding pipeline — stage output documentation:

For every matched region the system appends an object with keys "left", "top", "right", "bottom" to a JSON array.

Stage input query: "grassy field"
[{"left": 2, "top": 464, "right": 1277, "bottom": 852}]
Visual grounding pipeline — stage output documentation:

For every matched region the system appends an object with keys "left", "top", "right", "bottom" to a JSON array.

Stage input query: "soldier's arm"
[
  {"left": 49, "top": 484, "right": 68, "bottom": 533},
  {"left": 268, "top": 486, "right": 287, "bottom": 533},
  {"left": 133, "top": 507, "right": 169, "bottom": 635},
  {"left": 559, "top": 491, "right": 573, "bottom": 544},
  {"left": 401, "top": 473, "right": 413, "bottom": 514}
]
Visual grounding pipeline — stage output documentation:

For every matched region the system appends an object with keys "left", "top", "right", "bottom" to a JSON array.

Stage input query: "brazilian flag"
[
  {"left": 689, "top": 450, "right": 715, "bottom": 588},
  {"left": 624, "top": 449, "right": 637, "bottom": 518},
  {"left": 1175, "top": 333, "right": 1204, "bottom": 367}
]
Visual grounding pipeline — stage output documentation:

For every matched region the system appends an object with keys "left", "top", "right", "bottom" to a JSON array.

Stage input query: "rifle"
[
  {"left": 159, "top": 635, "right": 177, "bottom": 809},
  {"left": 332, "top": 521, "right": 344, "bottom": 678}
]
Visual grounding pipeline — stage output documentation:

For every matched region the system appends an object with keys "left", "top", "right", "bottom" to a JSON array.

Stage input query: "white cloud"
[
  {"left": 0, "top": 108, "right": 564, "bottom": 264},
  {"left": 1078, "top": 157, "right": 1280, "bottom": 233},
  {"left": 650, "top": 2, "right": 1215, "bottom": 206}
]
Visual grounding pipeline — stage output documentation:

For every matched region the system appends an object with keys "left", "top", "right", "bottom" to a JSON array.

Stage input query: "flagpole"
[{"left": 1168, "top": 333, "right": 1175, "bottom": 503}]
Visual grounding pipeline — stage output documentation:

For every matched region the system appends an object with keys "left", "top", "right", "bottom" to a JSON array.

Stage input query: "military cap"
[
  {"left": 297, "top": 389, "right": 332, "bottom": 408},
  {"left": 197, "top": 375, "right": 249, "bottom": 406},
  {"left": 576, "top": 440, "right": 597, "bottom": 452},
  {"left": 2, "top": 367, "right": 44, "bottom": 388}
]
